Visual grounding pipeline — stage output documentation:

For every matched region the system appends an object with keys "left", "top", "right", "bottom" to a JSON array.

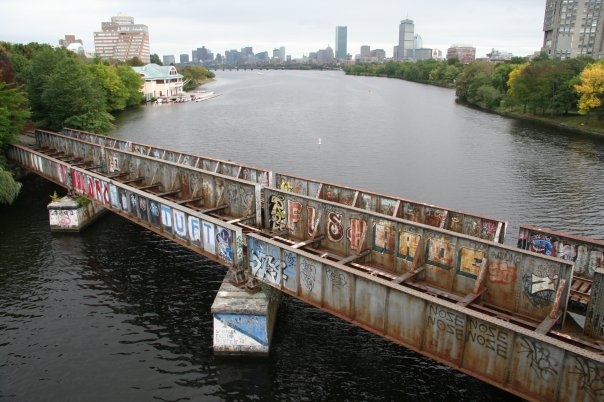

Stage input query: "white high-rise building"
[{"left": 94, "top": 15, "right": 150, "bottom": 63}]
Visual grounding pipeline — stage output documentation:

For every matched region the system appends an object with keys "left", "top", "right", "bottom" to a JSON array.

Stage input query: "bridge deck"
[{"left": 8, "top": 128, "right": 604, "bottom": 402}]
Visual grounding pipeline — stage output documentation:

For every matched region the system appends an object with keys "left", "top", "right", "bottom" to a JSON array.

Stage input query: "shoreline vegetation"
[
  {"left": 4, "top": 40, "right": 604, "bottom": 204},
  {"left": 462, "top": 100, "right": 604, "bottom": 138},
  {"left": 344, "top": 55, "right": 604, "bottom": 139}
]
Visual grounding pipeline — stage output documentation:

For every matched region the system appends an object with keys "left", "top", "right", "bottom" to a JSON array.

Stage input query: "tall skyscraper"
[
  {"left": 543, "top": 0, "right": 604, "bottom": 59},
  {"left": 335, "top": 26, "right": 347, "bottom": 60},
  {"left": 398, "top": 19, "right": 415, "bottom": 60},
  {"left": 94, "top": 15, "right": 150, "bottom": 63}
]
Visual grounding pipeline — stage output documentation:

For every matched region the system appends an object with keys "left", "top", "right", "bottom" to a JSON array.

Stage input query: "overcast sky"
[{"left": 2, "top": 0, "right": 546, "bottom": 59}]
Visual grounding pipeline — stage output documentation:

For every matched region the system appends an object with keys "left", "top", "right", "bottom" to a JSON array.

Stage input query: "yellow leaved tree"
[{"left": 575, "top": 60, "right": 604, "bottom": 115}]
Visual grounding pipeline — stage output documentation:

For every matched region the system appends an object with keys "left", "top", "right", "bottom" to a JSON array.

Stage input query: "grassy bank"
[{"left": 499, "top": 111, "right": 604, "bottom": 137}]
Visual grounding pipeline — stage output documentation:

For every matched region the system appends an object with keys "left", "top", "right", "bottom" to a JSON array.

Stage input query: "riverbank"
[
  {"left": 347, "top": 71, "right": 604, "bottom": 138},
  {"left": 456, "top": 98, "right": 604, "bottom": 138},
  {"left": 500, "top": 110, "right": 604, "bottom": 137}
]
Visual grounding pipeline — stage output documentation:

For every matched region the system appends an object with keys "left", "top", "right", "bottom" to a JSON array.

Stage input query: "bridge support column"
[
  {"left": 48, "top": 195, "right": 106, "bottom": 232},
  {"left": 585, "top": 268, "right": 604, "bottom": 340},
  {"left": 211, "top": 277, "right": 280, "bottom": 356}
]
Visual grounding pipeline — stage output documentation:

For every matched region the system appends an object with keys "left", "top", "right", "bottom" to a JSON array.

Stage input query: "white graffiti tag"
[{"left": 250, "top": 246, "right": 283, "bottom": 284}]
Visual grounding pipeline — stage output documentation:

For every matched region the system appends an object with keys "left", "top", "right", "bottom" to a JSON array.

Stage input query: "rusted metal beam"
[
  {"left": 348, "top": 262, "right": 397, "bottom": 280},
  {"left": 227, "top": 214, "right": 257, "bottom": 224},
  {"left": 137, "top": 183, "right": 162, "bottom": 190},
  {"left": 105, "top": 171, "right": 129, "bottom": 178},
  {"left": 12, "top": 132, "right": 604, "bottom": 402},
  {"left": 392, "top": 266, "right": 425, "bottom": 284},
  {"left": 121, "top": 176, "right": 145, "bottom": 184},
  {"left": 291, "top": 235, "right": 325, "bottom": 249},
  {"left": 536, "top": 278, "right": 567, "bottom": 334},
  {"left": 337, "top": 249, "right": 370, "bottom": 265},
  {"left": 177, "top": 196, "right": 204, "bottom": 205},
  {"left": 201, "top": 204, "right": 228, "bottom": 213},
  {"left": 155, "top": 190, "right": 180, "bottom": 197},
  {"left": 471, "top": 258, "right": 489, "bottom": 294},
  {"left": 457, "top": 288, "right": 486, "bottom": 307}
]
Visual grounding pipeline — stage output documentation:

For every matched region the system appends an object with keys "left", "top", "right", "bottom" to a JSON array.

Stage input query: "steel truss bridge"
[{"left": 8, "top": 128, "right": 604, "bottom": 402}]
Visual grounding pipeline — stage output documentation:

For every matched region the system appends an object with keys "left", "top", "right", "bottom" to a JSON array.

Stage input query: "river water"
[{"left": 2, "top": 70, "right": 604, "bottom": 401}]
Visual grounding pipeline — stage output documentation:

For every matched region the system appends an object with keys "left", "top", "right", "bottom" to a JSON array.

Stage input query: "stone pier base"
[
  {"left": 48, "top": 195, "right": 106, "bottom": 232},
  {"left": 211, "top": 277, "right": 280, "bottom": 356}
]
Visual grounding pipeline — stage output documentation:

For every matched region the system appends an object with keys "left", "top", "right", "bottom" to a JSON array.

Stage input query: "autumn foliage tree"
[
  {"left": 0, "top": 44, "right": 30, "bottom": 203},
  {"left": 575, "top": 60, "right": 604, "bottom": 116}
]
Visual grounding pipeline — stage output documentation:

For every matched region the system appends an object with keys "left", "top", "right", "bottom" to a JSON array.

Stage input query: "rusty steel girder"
[{"left": 9, "top": 129, "right": 604, "bottom": 401}]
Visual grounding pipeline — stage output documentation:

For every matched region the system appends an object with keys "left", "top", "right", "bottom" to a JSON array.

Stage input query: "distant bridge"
[{"left": 8, "top": 128, "right": 604, "bottom": 402}]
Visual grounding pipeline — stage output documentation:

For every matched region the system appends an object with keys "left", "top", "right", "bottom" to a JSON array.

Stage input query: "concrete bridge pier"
[
  {"left": 211, "top": 275, "right": 280, "bottom": 356},
  {"left": 47, "top": 194, "right": 106, "bottom": 232}
]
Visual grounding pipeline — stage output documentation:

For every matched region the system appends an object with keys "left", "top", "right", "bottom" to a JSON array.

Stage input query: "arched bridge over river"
[{"left": 8, "top": 128, "right": 604, "bottom": 402}]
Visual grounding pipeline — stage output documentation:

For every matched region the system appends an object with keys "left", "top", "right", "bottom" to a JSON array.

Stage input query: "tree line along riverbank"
[
  {"left": 0, "top": 41, "right": 215, "bottom": 204},
  {"left": 345, "top": 55, "right": 604, "bottom": 137}
]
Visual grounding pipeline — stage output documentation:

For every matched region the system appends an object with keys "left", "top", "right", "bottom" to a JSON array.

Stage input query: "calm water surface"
[{"left": 2, "top": 70, "right": 604, "bottom": 401}]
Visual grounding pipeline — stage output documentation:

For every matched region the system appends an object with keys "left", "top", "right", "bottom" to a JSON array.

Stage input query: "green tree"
[
  {"left": 492, "top": 63, "right": 516, "bottom": 94},
  {"left": 126, "top": 56, "right": 144, "bottom": 66},
  {"left": 0, "top": 82, "right": 30, "bottom": 147},
  {"left": 0, "top": 45, "right": 29, "bottom": 204},
  {"left": 150, "top": 54, "right": 162, "bottom": 65},
  {"left": 116, "top": 65, "right": 144, "bottom": 107},
  {"left": 455, "top": 61, "right": 495, "bottom": 106},
  {"left": 507, "top": 59, "right": 578, "bottom": 115},
  {"left": 88, "top": 62, "right": 129, "bottom": 111},
  {"left": 26, "top": 47, "right": 114, "bottom": 132},
  {"left": 181, "top": 65, "right": 213, "bottom": 91}
]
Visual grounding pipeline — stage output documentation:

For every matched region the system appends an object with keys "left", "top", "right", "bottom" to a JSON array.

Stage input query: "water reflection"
[{"left": 7, "top": 70, "right": 604, "bottom": 400}]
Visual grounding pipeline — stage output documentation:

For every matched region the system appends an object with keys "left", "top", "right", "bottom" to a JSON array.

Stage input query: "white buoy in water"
[{"left": 318, "top": 137, "right": 322, "bottom": 145}]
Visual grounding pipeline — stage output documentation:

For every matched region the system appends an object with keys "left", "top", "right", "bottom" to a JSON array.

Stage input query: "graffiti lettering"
[
  {"left": 279, "top": 178, "right": 293, "bottom": 192},
  {"left": 327, "top": 212, "right": 343, "bottom": 242},
  {"left": 467, "top": 319, "right": 508, "bottom": 359},
  {"left": 250, "top": 244, "right": 282, "bottom": 284},
  {"left": 458, "top": 248, "right": 485, "bottom": 278},
  {"left": 202, "top": 221, "right": 215, "bottom": 254},
  {"left": 50, "top": 210, "right": 75, "bottom": 228},
  {"left": 216, "top": 229, "right": 233, "bottom": 265},
  {"left": 287, "top": 200, "right": 302, "bottom": 230},
  {"left": 325, "top": 267, "right": 347, "bottom": 288},
  {"left": 480, "top": 221, "right": 498, "bottom": 240},
  {"left": 398, "top": 230, "right": 420, "bottom": 261},
  {"left": 487, "top": 259, "right": 517, "bottom": 285},
  {"left": 160, "top": 204, "right": 172, "bottom": 230},
  {"left": 348, "top": 218, "right": 368, "bottom": 251},
  {"left": 519, "top": 337, "right": 558, "bottom": 379},
  {"left": 173, "top": 210, "right": 186, "bottom": 238},
  {"left": 307, "top": 206, "right": 321, "bottom": 237},
  {"left": 570, "top": 355, "right": 604, "bottom": 401},
  {"left": 427, "top": 305, "right": 464, "bottom": 341},
  {"left": 373, "top": 221, "right": 395, "bottom": 253},
  {"left": 523, "top": 272, "right": 559, "bottom": 308},
  {"left": 282, "top": 251, "right": 295, "bottom": 282},
  {"left": 426, "top": 235, "right": 454, "bottom": 269},
  {"left": 188, "top": 216, "right": 201, "bottom": 243},
  {"left": 301, "top": 258, "right": 317, "bottom": 293},
  {"left": 269, "top": 194, "right": 286, "bottom": 231}
]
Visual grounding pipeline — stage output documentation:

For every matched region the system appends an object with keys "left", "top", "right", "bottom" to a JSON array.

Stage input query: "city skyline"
[{"left": 2, "top": 0, "right": 545, "bottom": 60}]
